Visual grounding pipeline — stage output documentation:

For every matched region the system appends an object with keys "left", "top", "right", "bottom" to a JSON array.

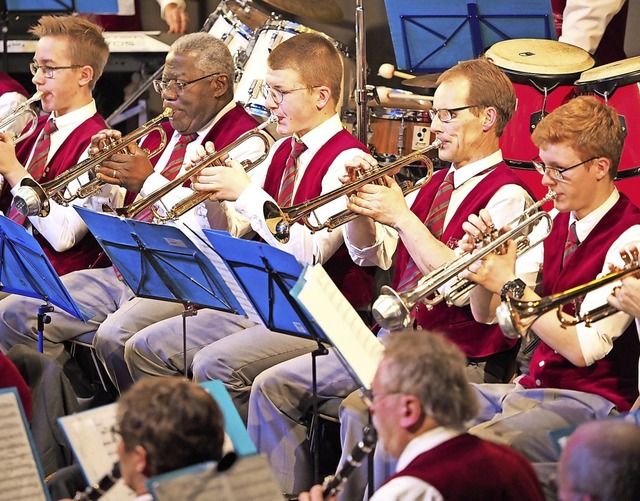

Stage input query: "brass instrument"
[
  {"left": 264, "top": 138, "right": 442, "bottom": 244},
  {"left": 116, "top": 114, "right": 275, "bottom": 221},
  {"left": 0, "top": 91, "right": 42, "bottom": 143},
  {"left": 12, "top": 108, "right": 173, "bottom": 218},
  {"left": 497, "top": 248, "right": 640, "bottom": 339},
  {"left": 372, "top": 191, "right": 557, "bottom": 331}
]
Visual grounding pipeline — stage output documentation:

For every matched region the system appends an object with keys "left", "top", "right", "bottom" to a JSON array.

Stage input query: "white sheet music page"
[
  {"left": 293, "top": 264, "right": 384, "bottom": 388},
  {"left": 0, "top": 390, "right": 48, "bottom": 501}
]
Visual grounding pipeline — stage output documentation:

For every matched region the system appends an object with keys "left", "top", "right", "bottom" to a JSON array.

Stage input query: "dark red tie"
[
  {"left": 396, "top": 171, "right": 455, "bottom": 292},
  {"left": 562, "top": 221, "right": 580, "bottom": 268},
  {"left": 8, "top": 119, "right": 57, "bottom": 225},
  {"left": 135, "top": 133, "right": 197, "bottom": 223},
  {"left": 278, "top": 137, "right": 307, "bottom": 207}
]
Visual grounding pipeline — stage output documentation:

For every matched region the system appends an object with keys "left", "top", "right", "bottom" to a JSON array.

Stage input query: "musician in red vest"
[
  {"left": 0, "top": 33, "right": 264, "bottom": 395},
  {"left": 0, "top": 16, "right": 114, "bottom": 278},
  {"left": 0, "top": 71, "right": 32, "bottom": 137},
  {"left": 459, "top": 96, "right": 640, "bottom": 490},
  {"left": 334, "top": 57, "right": 536, "bottom": 500},
  {"left": 300, "top": 330, "right": 545, "bottom": 501}
]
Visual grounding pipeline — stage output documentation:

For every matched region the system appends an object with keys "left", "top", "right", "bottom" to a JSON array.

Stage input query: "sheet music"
[
  {"left": 0, "top": 391, "right": 48, "bottom": 501},
  {"left": 292, "top": 264, "right": 384, "bottom": 388},
  {"left": 1, "top": 33, "right": 168, "bottom": 54},
  {"left": 149, "top": 455, "right": 284, "bottom": 501}
]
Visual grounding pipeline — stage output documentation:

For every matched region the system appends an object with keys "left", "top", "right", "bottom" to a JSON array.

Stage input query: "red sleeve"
[{"left": 0, "top": 351, "right": 32, "bottom": 422}]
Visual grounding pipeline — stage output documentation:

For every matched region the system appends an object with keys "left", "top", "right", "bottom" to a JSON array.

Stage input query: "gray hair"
[
  {"left": 380, "top": 329, "right": 479, "bottom": 429},
  {"left": 170, "top": 32, "right": 235, "bottom": 81}
]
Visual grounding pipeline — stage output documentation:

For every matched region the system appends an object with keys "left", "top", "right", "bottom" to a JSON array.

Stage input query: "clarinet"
[
  {"left": 322, "top": 425, "right": 377, "bottom": 498},
  {"left": 73, "top": 463, "right": 121, "bottom": 501}
]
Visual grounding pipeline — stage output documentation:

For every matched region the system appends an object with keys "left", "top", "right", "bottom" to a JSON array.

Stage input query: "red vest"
[
  {"left": 263, "top": 130, "right": 375, "bottom": 308},
  {"left": 385, "top": 433, "right": 545, "bottom": 501},
  {"left": 552, "top": 0, "right": 628, "bottom": 64},
  {"left": 393, "top": 163, "right": 533, "bottom": 358},
  {"left": 520, "top": 194, "right": 640, "bottom": 411},
  {"left": 0, "top": 72, "right": 28, "bottom": 97},
  {"left": 3, "top": 113, "right": 109, "bottom": 276}
]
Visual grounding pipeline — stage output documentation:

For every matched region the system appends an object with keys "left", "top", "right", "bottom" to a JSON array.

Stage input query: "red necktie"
[
  {"left": 8, "top": 119, "right": 57, "bottom": 225},
  {"left": 135, "top": 133, "right": 197, "bottom": 223},
  {"left": 396, "top": 171, "right": 455, "bottom": 292},
  {"left": 562, "top": 221, "right": 580, "bottom": 268},
  {"left": 277, "top": 137, "right": 307, "bottom": 207}
]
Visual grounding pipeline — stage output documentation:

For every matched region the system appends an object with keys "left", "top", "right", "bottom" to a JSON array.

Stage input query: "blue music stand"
[
  {"left": 384, "top": 0, "right": 556, "bottom": 72},
  {"left": 5, "top": 0, "right": 117, "bottom": 14},
  {"left": 0, "top": 216, "right": 88, "bottom": 352}
]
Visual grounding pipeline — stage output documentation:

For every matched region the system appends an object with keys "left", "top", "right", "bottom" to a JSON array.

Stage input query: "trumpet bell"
[
  {"left": 12, "top": 178, "right": 50, "bottom": 217},
  {"left": 371, "top": 285, "right": 413, "bottom": 331}
]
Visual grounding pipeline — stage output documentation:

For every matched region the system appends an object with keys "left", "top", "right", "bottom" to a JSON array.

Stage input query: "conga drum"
[{"left": 575, "top": 55, "right": 640, "bottom": 172}]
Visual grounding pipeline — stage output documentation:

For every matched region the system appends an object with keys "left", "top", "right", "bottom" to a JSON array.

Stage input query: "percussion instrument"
[
  {"left": 575, "top": 55, "right": 640, "bottom": 171},
  {"left": 259, "top": 0, "right": 343, "bottom": 23},
  {"left": 234, "top": 18, "right": 356, "bottom": 119},
  {"left": 207, "top": 0, "right": 270, "bottom": 84},
  {"left": 368, "top": 107, "right": 433, "bottom": 164},
  {"left": 486, "top": 39, "right": 594, "bottom": 163}
]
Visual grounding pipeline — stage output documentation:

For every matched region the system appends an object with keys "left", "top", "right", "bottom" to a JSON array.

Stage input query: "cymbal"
[
  {"left": 259, "top": 0, "right": 343, "bottom": 23},
  {"left": 402, "top": 73, "right": 443, "bottom": 89}
]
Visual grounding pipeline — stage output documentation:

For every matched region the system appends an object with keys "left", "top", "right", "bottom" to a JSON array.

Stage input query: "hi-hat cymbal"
[
  {"left": 402, "top": 73, "right": 443, "bottom": 89},
  {"left": 260, "top": 0, "right": 343, "bottom": 23}
]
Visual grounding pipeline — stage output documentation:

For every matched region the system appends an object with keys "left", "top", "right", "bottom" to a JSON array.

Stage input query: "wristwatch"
[{"left": 500, "top": 278, "right": 527, "bottom": 302}]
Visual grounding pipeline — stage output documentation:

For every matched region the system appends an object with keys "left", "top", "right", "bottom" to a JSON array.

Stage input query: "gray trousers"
[
  {"left": 125, "top": 311, "right": 316, "bottom": 422},
  {"left": 0, "top": 267, "right": 186, "bottom": 393}
]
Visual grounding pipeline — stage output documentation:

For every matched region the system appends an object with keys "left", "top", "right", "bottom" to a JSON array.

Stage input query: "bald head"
[{"left": 558, "top": 420, "right": 640, "bottom": 501}]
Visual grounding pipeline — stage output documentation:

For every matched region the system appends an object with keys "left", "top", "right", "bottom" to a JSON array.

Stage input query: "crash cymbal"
[
  {"left": 402, "top": 73, "right": 443, "bottom": 89},
  {"left": 260, "top": 0, "right": 343, "bottom": 23}
]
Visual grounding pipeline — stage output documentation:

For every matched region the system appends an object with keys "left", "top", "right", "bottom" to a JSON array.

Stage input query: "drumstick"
[{"left": 378, "top": 63, "right": 414, "bottom": 80}]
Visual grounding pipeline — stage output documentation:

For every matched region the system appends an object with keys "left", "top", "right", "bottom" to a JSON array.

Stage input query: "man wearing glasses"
[
  {"left": 0, "top": 32, "right": 264, "bottom": 395},
  {"left": 459, "top": 95, "right": 640, "bottom": 495},
  {"left": 0, "top": 16, "right": 114, "bottom": 276}
]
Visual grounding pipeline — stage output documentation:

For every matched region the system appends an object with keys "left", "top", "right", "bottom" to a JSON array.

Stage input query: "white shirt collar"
[
  {"left": 395, "top": 426, "right": 462, "bottom": 473},
  {"left": 448, "top": 150, "right": 503, "bottom": 188},
  {"left": 295, "top": 113, "right": 343, "bottom": 154},
  {"left": 47, "top": 100, "right": 97, "bottom": 131},
  {"left": 569, "top": 188, "right": 620, "bottom": 242}
]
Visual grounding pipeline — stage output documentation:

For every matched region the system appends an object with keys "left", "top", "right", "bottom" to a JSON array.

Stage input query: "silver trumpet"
[
  {"left": 0, "top": 90, "right": 42, "bottom": 143},
  {"left": 372, "top": 190, "right": 557, "bottom": 331}
]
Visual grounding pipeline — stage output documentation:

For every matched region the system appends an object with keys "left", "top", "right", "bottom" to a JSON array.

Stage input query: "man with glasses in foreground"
[
  {"left": 0, "top": 32, "right": 264, "bottom": 395},
  {"left": 459, "top": 95, "right": 640, "bottom": 495},
  {"left": 299, "top": 330, "right": 545, "bottom": 501}
]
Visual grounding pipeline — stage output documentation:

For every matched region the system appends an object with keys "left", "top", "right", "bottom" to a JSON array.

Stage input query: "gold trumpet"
[
  {"left": 12, "top": 108, "right": 173, "bottom": 218},
  {"left": 116, "top": 115, "right": 275, "bottom": 221},
  {"left": 264, "top": 139, "right": 442, "bottom": 244},
  {"left": 372, "top": 190, "right": 557, "bottom": 331},
  {"left": 0, "top": 91, "right": 43, "bottom": 143},
  {"left": 497, "top": 248, "right": 640, "bottom": 339}
]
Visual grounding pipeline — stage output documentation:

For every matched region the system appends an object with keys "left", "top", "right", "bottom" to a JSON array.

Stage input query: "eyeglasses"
[
  {"left": 260, "top": 83, "right": 321, "bottom": 104},
  {"left": 153, "top": 72, "right": 221, "bottom": 95},
  {"left": 30, "top": 62, "right": 82, "bottom": 78},
  {"left": 532, "top": 156, "right": 598, "bottom": 181},
  {"left": 428, "top": 105, "right": 479, "bottom": 123},
  {"left": 360, "top": 388, "right": 404, "bottom": 407}
]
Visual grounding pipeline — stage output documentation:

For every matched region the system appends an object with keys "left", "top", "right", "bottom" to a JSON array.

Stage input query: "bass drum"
[
  {"left": 234, "top": 18, "right": 356, "bottom": 121},
  {"left": 206, "top": 0, "right": 270, "bottom": 86}
]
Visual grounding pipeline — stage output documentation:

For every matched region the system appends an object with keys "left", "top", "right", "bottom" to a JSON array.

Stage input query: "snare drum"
[
  {"left": 368, "top": 108, "right": 433, "bottom": 164},
  {"left": 234, "top": 18, "right": 356, "bottom": 119},
  {"left": 486, "top": 39, "right": 594, "bottom": 164},
  {"left": 206, "top": 0, "right": 269, "bottom": 85},
  {"left": 575, "top": 56, "right": 640, "bottom": 171}
]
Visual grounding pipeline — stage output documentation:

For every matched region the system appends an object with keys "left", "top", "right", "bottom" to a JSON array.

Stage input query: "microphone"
[
  {"left": 378, "top": 63, "right": 415, "bottom": 81},
  {"left": 322, "top": 425, "right": 377, "bottom": 498},
  {"left": 73, "top": 463, "right": 121, "bottom": 501}
]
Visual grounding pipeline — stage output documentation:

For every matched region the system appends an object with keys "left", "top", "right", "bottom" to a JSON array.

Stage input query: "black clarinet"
[
  {"left": 73, "top": 463, "right": 121, "bottom": 501},
  {"left": 322, "top": 425, "right": 377, "bottom": 498}
]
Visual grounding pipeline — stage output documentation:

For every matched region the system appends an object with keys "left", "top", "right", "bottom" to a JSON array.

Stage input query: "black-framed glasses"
[
  {"left": 30, "top": 62, "right": 82, "bottom": 79},
  {"left": 153, "top": 72, "right": 221, "bottom": 95},
  {"left": 428, "top": 105, "right": 480, "bottom": 123},
  {"left": 260, "top": 83, "right": 321, "bottom": 104},
  {"left": 532, "top": 156, "right": 598, "bottom": 181}
]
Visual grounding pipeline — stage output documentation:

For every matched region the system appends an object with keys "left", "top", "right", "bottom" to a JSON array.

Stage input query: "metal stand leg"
[
  {"left": 36, "top": 304, "right": 53, "bottom": 353},
  {"left": 181, "top": 307, "right": 198, "bottom": 379},
  {"left": 310, "top": 341, "right": 329, "bottom": 485}
]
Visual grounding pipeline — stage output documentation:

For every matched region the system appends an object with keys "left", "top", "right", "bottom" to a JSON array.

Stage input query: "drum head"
[
  {"left": 486, "top": 39, "right": 594, "bottom": 85},
  {"left": 575, "top": 55, "right": 640, "bottom": 96}
]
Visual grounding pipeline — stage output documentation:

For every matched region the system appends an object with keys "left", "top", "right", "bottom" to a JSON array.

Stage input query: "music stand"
[
  {"left": 0, "top": 216, "right": 87, "bottom": 352},
  {"left": 203, "top": 229, "right": 333, "bottom": 484},
  {"left": 75, "top": 207, "right": 255, "bottom": 375},
  {"left": 384, "top": 0, "right": 555, "bottom": 72}
]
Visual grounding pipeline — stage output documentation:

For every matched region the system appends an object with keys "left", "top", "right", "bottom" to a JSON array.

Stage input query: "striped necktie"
[
  {"left": 8, "top": 119, "right": 57, "bottom": 225},
  {"left": 396, "top": 171, "right": 455, "bottom": 292},
  {"left": 278, "top": 137, "right": 307, "bottom": 207},
  {"left": 562, "top": 221, "right": 580, "bottom": 268}
]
